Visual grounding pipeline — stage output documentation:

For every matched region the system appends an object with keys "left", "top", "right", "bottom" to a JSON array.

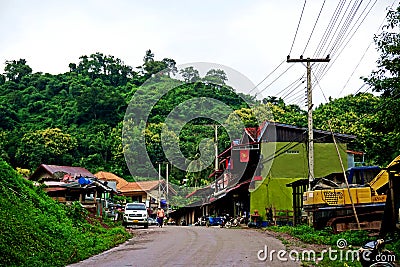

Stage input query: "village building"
[
  {"left": 94, "top": 171, "right": 176, "bottom": 216},
  {"left": 29, "top": 164, "right": 115, "bottom": 215},
  {"left": 249, "top": 121, "right": 355, "bottom": 224},
  {"left": 174, "top": 120, "right": 355, "bottom": 226}
]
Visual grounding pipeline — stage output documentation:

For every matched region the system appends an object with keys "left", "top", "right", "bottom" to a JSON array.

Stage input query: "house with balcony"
[{"left": 172, "top": 120, "right": 356, "bottom": 225}]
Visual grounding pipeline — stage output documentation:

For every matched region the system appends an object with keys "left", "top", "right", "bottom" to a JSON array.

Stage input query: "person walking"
[{"left": 156, "top": 207, "right": 165, "bottom": 227}]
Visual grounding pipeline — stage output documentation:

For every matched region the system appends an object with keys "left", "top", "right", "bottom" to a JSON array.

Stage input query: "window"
[{"left": 125, "top": 204, "right": 146, "bottom": 210}]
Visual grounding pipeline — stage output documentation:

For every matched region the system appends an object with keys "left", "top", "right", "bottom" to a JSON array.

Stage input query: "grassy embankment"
[{"left": 0, "top": 157, "right": 132, "bottom": 267}]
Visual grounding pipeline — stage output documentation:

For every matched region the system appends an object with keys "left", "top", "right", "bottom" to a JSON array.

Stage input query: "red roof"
[
  {"left": 244, "top": 121, "right": 266, "bottom": 142},
  {"left": 346, "top": 150, "right": 364, "bottom": 155}
]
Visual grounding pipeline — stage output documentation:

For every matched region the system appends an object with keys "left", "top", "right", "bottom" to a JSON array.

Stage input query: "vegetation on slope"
[{"left": 0, "top": 157, "right": 131, "bottom": 267}]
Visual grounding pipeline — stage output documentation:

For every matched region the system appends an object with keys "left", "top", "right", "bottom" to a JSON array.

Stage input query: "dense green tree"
[
  {"left": 16, "top": 128, "right": 77, "bottom": 168},
  {"left": 313, "top": 93, "right": 383, "bottom": 164},
  {"left": 162, "top": 58, "right": 178, "bottom": 77},
  {"left": 3, "top": 59, "right": 32, "bottom": 82},
  {"left": 179, "top": 66, "right": 200, "bottom": 83},
  {"left": 362, "top": 5, "right": 400, "bottom": 164},
  {"left": 202, "top": 69, "right": 227, "bottom": 86},
  {"left": 1, "top": 48, "right": 396, "bottom": 183},
  {"left": 69, "top": 52, "right": 137, "bottom": 86},
  {"left": 140, "top": 50, "right": 177, "bottom": 79}
]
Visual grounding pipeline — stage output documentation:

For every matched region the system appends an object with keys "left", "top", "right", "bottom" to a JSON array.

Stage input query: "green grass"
[
  {"left": 267, "top": 224, "right": 370, "bottom": 246},
  {"left": 266, "top": 224, "right": 400, "bottom": 266},
  {"left": 0, "top": 157, "right": 132, "bottom": 266}
]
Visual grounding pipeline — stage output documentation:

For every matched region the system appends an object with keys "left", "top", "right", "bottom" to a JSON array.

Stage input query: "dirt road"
[{"left": 68, "top": 226, "right": 300, "bottom": 267}]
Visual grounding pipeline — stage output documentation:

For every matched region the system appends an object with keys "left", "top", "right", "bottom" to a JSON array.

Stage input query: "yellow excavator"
[{"left": 303, "top": 155, "right": 400, "bottom": 232}]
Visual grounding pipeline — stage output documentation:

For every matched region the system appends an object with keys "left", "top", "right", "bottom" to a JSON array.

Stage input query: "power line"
[
  {"left": 275, "top": 76, "right": 304, "bottom": 98},
  {"left": 281, "top": 80, "right": 306, "bottom": 100},
  {"left": 314, "top": 0, "right": 380, "bottom": 87},
  {"left": 320, "top": 0, "right": 356, "bottom": 58},
  {"left": 289, "top": 0, "right": 307, "bottom": 55},
  {"left": 302, "top": 0, "right": 327, "bottom": 55},
  {"left": 249, "top": 60, "right": 285, "bottom": 94},
  {"left": 327, "top": 0, "right": 376, "bottom": 61},
  {"left": 257, "top": 64, "right": 295, "bottom": 94},
  {"left": 313, "top": 0, "right": 377, "bottom": 82},
  {"left": 337, "top": 40, "right": 374, "bottom": 97},
  {"left": 313, "top": 0, "right": 346, "bottom": 58},
  {"left": 284, "top": 88, "right": 306, "bottom": 103}
]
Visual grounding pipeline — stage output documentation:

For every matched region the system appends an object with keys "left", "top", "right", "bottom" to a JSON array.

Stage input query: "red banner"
[{"left": 240, "top": 150, "right": 249, "bottom": 162}]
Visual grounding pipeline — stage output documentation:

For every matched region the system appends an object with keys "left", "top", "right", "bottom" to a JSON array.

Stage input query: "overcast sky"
[{"left": 0, "top": 0, "right": 395, "bottom": 106}]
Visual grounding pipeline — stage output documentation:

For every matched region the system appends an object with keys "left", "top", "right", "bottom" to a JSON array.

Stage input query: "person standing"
[{"left": 157, "top": 207, "right": 165, "bottom": 227}]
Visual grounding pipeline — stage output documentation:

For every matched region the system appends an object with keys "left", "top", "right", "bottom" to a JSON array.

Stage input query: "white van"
[{"left": 122, "top": 203, "right": 149, "bottom": 228}]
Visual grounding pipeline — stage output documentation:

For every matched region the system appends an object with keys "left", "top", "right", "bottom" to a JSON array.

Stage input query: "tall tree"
[
  {"left": 3, "top": 59, "right": 32, "bottom": 82},
  {"left": 202, "top": 69, "right": 227, "bottom": 86},
  {"left": 363, "top": 5, "right": 400, "bottom": 164},
  {"left": 16, "top": 128, "right": 77, "bottom": 168},
  {"left": 179, "top": 66, "right": 200, "bottom": 83}
]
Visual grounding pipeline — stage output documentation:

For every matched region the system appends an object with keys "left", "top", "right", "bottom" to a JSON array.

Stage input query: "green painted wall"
[
  {"left": 250, "top": 177, "right": 300, "bottom": 220},
  {"left": 251, "top": 142, "right": 348, "bottom": 216}
]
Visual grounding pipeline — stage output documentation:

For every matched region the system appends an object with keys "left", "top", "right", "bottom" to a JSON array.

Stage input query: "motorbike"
[
  {"left": 358, "top": 239, "right": 396, "bottom": 267},
  {"left": 225, "top": 215, "right": 245, "bottom": 228},
  {"left": 206, "top": 215, "right": 228, "bottom": 227},
  {"left": 194, "top": 215, "right": 208, "bottom": 226}
]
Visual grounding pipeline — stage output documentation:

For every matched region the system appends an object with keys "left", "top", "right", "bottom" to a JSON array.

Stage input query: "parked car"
[{"left": 122, "top": 203, "right": 148, "bottom": 228}]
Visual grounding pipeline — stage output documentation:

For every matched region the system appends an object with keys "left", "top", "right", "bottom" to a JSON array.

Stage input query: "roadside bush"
[{"left": 267, "top": 224, "right": 370, "bottom": 246}]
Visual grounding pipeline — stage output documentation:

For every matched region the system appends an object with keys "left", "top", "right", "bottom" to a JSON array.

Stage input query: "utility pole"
[
  {"left": 166, "top": 162, "right": 169, "bottom": 217},
  {"left": 214, "top": 124, "right": 219, "bottom": 173},
  {"left": 287, "top": 56, "right": 330, "bottom": 190},
  {"left": 213, "top": 124, "right": 220, "bottom": 193},
  {"left": 158, "top": 163, "right": 161, "bottom": 207},
  {"left": 204, "top": 124, "right": 220, "bottom": 193},
  {"left": 156, "top": 161, "right": 169, "bottom": 212}
]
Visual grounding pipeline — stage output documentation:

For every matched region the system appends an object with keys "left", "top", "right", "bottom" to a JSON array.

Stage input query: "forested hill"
[
  {"left": 0, "top": 51, "right": 306, "bottom": 185},
  {"left": 0, "top": 48, "right": 399, "bottom": 185}
]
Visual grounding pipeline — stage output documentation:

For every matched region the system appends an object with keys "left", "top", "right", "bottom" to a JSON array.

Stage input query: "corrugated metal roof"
[
  {"left": 30, "top": 164, "right": 94, "bottom": 180},
  {"left": 94, "top": 171, "right": 129, "bottom": 190},
  {"left": 120, "top": 180, "right": 160, "bottom": 192}
]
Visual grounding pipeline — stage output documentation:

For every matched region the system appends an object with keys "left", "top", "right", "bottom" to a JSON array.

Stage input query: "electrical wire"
[
  {"left": 314, "top": 0, "right": 377, "bottom": 81},
  {"left": 328, "top": 0, "right": 364, "bottom": 55},
  {"left": 285, "top": 89, "right": 306, "bottom": 103},
  {"left": 313, "top": 0, "right": 346, "bottom": 58},
  {"left": 257, "top": 64, "right": 296, "bottom": 94},
  {"left": 289, "top": 0, "right": 307, "bottom": 56},
  {"left": 337, "top": 39, "right": 374, "bottom": 97},
  {"left": 313, "top": 0, "right": 357, "bottom": 78},
  {"left": 302, "top": 0, "right": 327, "bottom": 55},
  {"left": 331, "top": 0, "right": 375, "bottom": 57},
  {"left": 314, "top": 0, "right": 382, "bottom": 90},
  {"left": 275, "top": 76, "right": 304, "bottom": 97},
  {"left": 281, "top": 79, "right": 306, "bottom": 100},
  {"left": 248, "top": 60, "right": 286, "bottom": 94}
]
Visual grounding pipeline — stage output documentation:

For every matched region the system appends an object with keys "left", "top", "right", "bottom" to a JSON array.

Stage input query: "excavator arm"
[{"left": 368, "top": 155, "right": 400, "bottom": 194}]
